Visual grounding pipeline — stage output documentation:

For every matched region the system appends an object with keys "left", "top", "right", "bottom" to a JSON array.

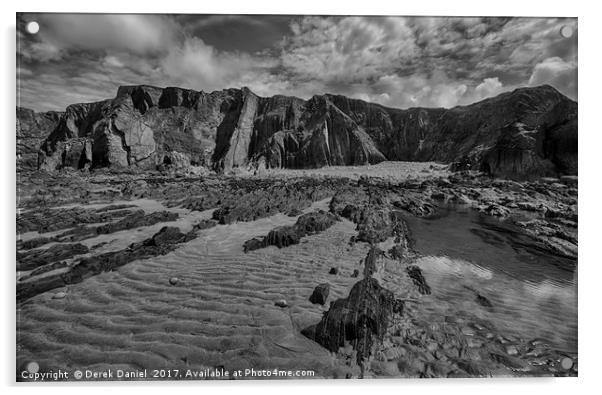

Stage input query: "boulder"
[
  {"left": 302, "top": 277, "right": 396, "bottom": 364},
  {"left": 309, "top": 283, "right": 330, "bottom": 305}
]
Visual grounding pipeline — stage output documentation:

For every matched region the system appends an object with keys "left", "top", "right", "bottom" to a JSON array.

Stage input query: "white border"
[{"left": 2, "top": 1, "right": 599, "bottom": 394}]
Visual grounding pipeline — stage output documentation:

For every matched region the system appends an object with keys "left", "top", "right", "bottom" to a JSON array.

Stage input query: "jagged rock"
[
  {"left": 17, "top": 205, "right": 137, "bottom": 234},
  {"left": 17, "top": 243, "right": 89, "bottom": 271},
  {"left": 301, "top": 277, "right": 396, "bottom": 364},
  {"left": 476, "top": 293, "right": 493, "bottom": 308},
  {"left": 274, "top": 299, "right": 288, "bottom": 308},
  {"left": 242, "top": 210, "right": 338, "bottom": 251},
  {"left": 560, "top": 175, "right": 578, "bottom": 185},
  {"left": 16, "top": 107, "right": 62, "bottom": 171},
  {"left": 481, "top": 204, "right": 510, "bottom": 217},
  {"left": 18, "top": 237, "right": 52, "bottom": 250},
  {"left": 295, "top": 210, "right": 338, "bottom": 235},
  {"left": 406, "top": 265, "right": 432, "bottom": 295},
  {"left": 243, "top": 237, "right": 264, "bottom": 253},
  {"left": 17, "top": 226, "right": 196, "bottom": 302},
  {"left": 363, "top": 247, "right": 385, "bottom": 277},
  {"left": 309, "top": 283, "right": 330, "bottom": 305},
  {"left": 19, "top": 84, "right": 577, "bottom": 180},
  {"left": 144, "top": 226, "right": 193, "bottom": 247},
  {"left": 96, "top": 210, "right": 179, "bottom": 234},
  {"left": 192, "top": 219, "right": 218, "bottom": 231},
  {"left": 264, "top": 226, "right": 300, "bottom": 248}
]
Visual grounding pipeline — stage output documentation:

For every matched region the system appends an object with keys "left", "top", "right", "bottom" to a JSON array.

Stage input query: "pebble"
[
  {"left": 461, "top": 326, "right": 475, "bottom": 336},
  {"left": 169, "top": 277, "right": 179, "bottom": 286},
  {"left": 468, "top": 338, "right": 484, "bottom": 348},
  {"left": 505, "top": 345, "right": 519, "bottom": 356},
  {"left": 329, "top": 267, "right": 339, "bottom": 275},
  {"left": 52, "top": 292, "right": 66, "bottom": 299},
  {"left": 274, "top": 299, "right": 288, "bottom": 308},
  {"left": 560, "top": 357, "right": 574, "bottom": 370}
]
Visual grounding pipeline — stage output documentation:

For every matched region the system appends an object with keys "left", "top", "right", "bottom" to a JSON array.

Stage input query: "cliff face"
[
  {"left": 19, "top": 84, "right": 577, "bottom": 179},
  {"left": 16, "top": 107, "right": 63, "bottom": 171}
]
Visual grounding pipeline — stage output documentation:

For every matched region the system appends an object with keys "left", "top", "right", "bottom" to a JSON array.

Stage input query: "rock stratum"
[{"left": 17, "top": 84, "right": 577, "bottom": 179}]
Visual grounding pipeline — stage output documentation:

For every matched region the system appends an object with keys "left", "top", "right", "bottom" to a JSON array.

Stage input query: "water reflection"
[{"left": 402, "top": 205, "right": 577, "bottom": 353}]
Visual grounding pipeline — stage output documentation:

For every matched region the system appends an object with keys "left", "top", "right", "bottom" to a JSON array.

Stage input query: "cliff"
[{"left": 18, "top": 84, "right": 577, "bottom": 179}]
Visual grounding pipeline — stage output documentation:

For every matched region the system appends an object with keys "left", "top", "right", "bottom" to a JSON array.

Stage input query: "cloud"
[
  {"left": 34, "top": 14, "right": 180, "bottom": 56},
  {"left": 474, "top": 77, "right": 505, "bottom": 102},
  {"left": 282, "top": 16, "right": 418, "bottom": 83},
  {"left": 529, "top": 57, "right": 577, "bottom": 99},
  {"left": 16, "top": 15, "right": 578, "bottom": 112},
  {"left": 160, "top": 37, "right": 278, "bottom": 92}
]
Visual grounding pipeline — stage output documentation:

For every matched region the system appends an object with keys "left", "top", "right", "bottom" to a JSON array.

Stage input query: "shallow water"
[{"left": 402, "top": 205, "right": 577, "bottom": 353}]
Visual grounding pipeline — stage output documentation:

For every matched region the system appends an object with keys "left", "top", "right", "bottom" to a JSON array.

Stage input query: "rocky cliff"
[{"left": 18, "top": 84, "right": 577, "bottom": 179}]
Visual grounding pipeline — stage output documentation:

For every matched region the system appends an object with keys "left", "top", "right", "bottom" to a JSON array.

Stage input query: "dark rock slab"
[
  {"left": 302, "top": 277, "right": 396, "bottom": 364},
  {"left": 17, "top": 226, "right": 196, "bottom": 302},
  {"left": 96, "top": 210, "right": 179, "bottom": 234},
  {"left": 243, "top": 210, "right": 338, "bottom": 252},
  {"left": 406, "top": 265, "right": 432, "bottom": 295},
  {"left": 309, "top": 283, "right": 330, "bottom": 305},
  {"left": 17, "top": 243, "right": 89, "bottom": 271}
]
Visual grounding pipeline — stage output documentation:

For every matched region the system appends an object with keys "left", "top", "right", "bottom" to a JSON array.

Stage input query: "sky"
[{"left": 16, "top": 14, "right": 577, "bottom": 112}]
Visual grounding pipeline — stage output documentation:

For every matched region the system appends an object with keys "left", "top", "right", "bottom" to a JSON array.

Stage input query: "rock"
[
  {"left": 242, "top": 208, "right": 340, "bottom": 252},
  {"left": 309, "top": 283, "right": 330, "bottom": 305},
  {"left": 294, "top": 210, "right": 338, "bottom": 235},
  {"left": 264, "top": 226, "right": 300, "bottom": 248},
  {"left": 481, "top": 204, "right": 510, "bottom": 217},
  {"left": 475, "top": 293, "right": 493, "bottom": 308},
  {"left": 388, "top": 244, "right": 408, "bottom": 260},
  {"left": 17, "top": 243, "right": 89, "bottom": 271},
  {"left": 192, "top": 219, "right": 217, "bottom": 231},
  {"left": 461, "top": 326, "right": 476, "bottom": 336},
  {"left": 17, "top": 226, "right": 197, "bottom": 302},
  {"left": 431, "top": 191, "right": 446, "bottom": 200},
  {"left": 96, "top": 210, "right": 179, "bottom": 235},
  {"left": 560, "top": 175, "right": 578, "bottom": 185},
  {"left": 467, "top": 338, "right": 484, "bottom": 348},
  {"left": 560, "top": 357, "right": 574, "bottom": 370},
  {"left": 242, "top": 237, "right": 264, "bottom": 253},
  {"left": 145, "top": 226, "right": 191, "bottom": 247},
  {"left": 329, "top": 267, "right": 339, "bottom": 275},
  {"left": 286, "top": 208, "right": 303, "bottom": 217},
  {"left": 505, "top": 345, "right": 519, "bottom": 356},
  {"left": 52, "top": 291, "right": 67, "bottom": 299},
  {"left": 456, "top": 360, "right": 489, "bottom": 377},
  {"left": 302, "top": 277, "right": 397, "bottom": 364},
  {"left": 351, "top": 269, "right": 360, "bottom": 278},
  {"left": 22, "top": 85, "right": 576, "bottom": 180},
  {"left": 489, "top": 352, "right": 528, "bottom": 370},
  {"left": 17, "top": 107, "right": 62, "bottom": 170},
  {"left": 274, "top": 299, "right": 288, "bottom": 308},
  {"left": 169, "top": 277, "right": 179, "bottom": 286},
  {"left": 406, "top": 265, "right": 431, "bottom": 295}
]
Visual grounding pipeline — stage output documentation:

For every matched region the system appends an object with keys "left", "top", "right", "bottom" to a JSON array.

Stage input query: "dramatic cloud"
[
  {"left": 33, "top": 14, "right": 180, "bottom": 56},
  {"left": 529, "top": 57, "right": 578, "bottom": 99},
  {"left": 474, "top": 77, "right": 504, "bottom": 102},
  {"left": 16, "top": 14, "right": 578, "bottom": 112}
]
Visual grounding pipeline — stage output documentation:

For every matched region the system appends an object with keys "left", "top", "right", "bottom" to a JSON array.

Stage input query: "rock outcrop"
[
  {"left": 16, "top": 107, "right": 62, "bottom": 171},
  {"left": 19, "top": 84, "right": 577, "bottom": 179}
]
